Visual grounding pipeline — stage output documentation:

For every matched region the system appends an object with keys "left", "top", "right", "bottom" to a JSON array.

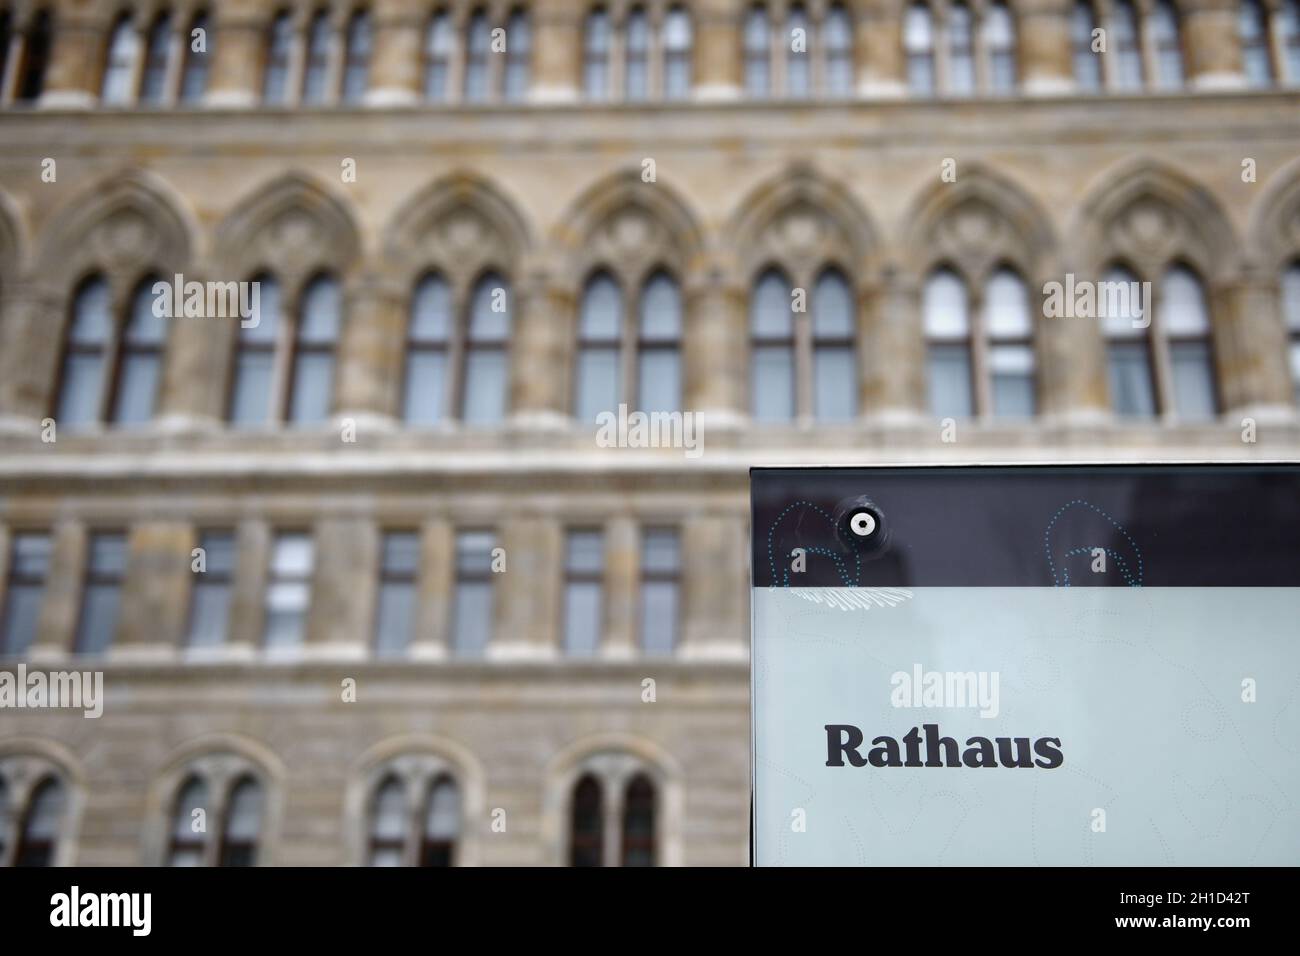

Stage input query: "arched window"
[
  {"left": 637, "top": 272, "right": 682, "bottom": 412},
  {"left": 421, "top": 776, "right": 459, "bottom": 866},
  {"left": 625, "top": 6, "right": 650, "bottom": 100},
  {"left": 1102, "top": 265, "right": 1156, "bottom": 417},
  {"left": 984, "top": 2, "right": 1016, "bottom": 93},
  {"left": 983, "top": 267, "right": 1036, "bottom": 417},
  {"left": 179, "top": 12, "right": 212, "bottom": 103},
  {"left": 750, "top": 269, "right": 795, "bottom": 421},
  {"left": 923, "top": 268, "right": 973, "bottom": 418},
  {"left": 263, "top": 10, "right": 293, "bottom": 104},
  {"left": 403, "top": 273, "right": 452, "bottom": 424},
  {"left": 1239, "top": 0, "right": 1273, "bottom": 88},
  {"left": 16, "top": 8, "right": 53, "bottom": 103},
  {"left": 786, "top": 4, "right": 811, "bottom": 98},
  {"left": 228, "top": 273, "right": 279, "bottom": 426},
  {"left": 167, "top": 777, "right": 208, "bottom": 866},
  {"left": 1151, "top": 0, "right": 1184, "bottom": 89},
  {"left": 823, "top": 4, "right": 853, "bottom": 97},
  {"left": 504, "top": 9, "right": 530, "bottom": 101},
  {"left": 289, "top": 274, "right": 340, "bottom": 424},
  {"left": 583, "top": 8, "right": 611, "bottom": 99},
  {"left": 464, "top": 8, "right": 491, "bottom": 101},
  {"left": 812, "top": 268, "right": 856, "bottom": 421},
  {"left": 367, "top": 776, "right": 406, "bottom": 866},
  {"left": 14, "top": 777, "right": 63, "bottom": 866},
  {"left": 217, "top": 776, "right": 262, "bottom": 867},
  {"left": 302, "top": 9, "right": 332, "bottom": 104},
  {"left": 341, "top": 9, "right": 372, "bottom": 103},
  {"left": 1284, "top": 261, "right": 1300, "bottom": 402},
  {"left": 904, "top": 3, "right": 935, "bottom": 96},
  {"left": 461, "top": 273, "right": 510, "bottom": 424},
  {"left": 101, "top": 14, "right": 139, "bottom": 105},
  {"left": 56, "top": 275, "right": 113, "bottom": 427},
  {"left": 663, "top": 6, "right": 692, "bottom": 99},
  {"left": 744, "top": 5, "right": 771, "bottom": 97},
  {"left": 575, "top": 272, "right": 622, "bottom": 422},
  {"left": 1111, "top": 1, "right": 1143, "bottom": 90},
  {"left": 948, "top": 2, "right": 975, "bottom": 95},
  {"left": 621, "top": 774, "right": 655, "bottom": 866},
  {"left": 1284, "top": 0, "right": 1300, "bottom": 83},
  {"left": 139, "top": 13, "right": 171, "bottom": 105},
  {"left": 424, "top": 10, "right": 453, "bottom": 100},
  {"left": 110, "top": 277, "right": 166, "bottom": 425},
  {"left": 1071, "top": 2, "right": 1101, "bottom": 92},
  {"left": 1160, "top": 264, "right": 1216, "bottom": 419},
  {"left": 569, "top": 775, "right": 603, "bottom": 866}
]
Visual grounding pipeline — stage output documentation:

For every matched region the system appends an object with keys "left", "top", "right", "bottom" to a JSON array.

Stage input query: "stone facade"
[{"left": 0, "top": 0, "right": 1297, "bottom": 866}]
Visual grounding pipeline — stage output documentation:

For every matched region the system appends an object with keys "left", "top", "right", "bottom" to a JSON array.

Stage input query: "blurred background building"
[{"left": 0, "top": 0, "right": 1298, "bottom": 866}]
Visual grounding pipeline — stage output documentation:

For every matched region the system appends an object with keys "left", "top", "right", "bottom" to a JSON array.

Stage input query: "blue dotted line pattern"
[
  {"left": 766, "top": 500, "right": 860, "bottom": 588},
  {"left": 1044, "top": 499, "right": 1143, "bottom": 588}
]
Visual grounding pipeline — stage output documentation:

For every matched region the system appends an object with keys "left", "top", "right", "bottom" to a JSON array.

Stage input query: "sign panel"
[{"left": 750, "top": 464, "right": 1300, "bottom": 866}]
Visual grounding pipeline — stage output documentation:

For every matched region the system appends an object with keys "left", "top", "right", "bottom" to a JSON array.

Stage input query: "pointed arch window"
[
  {"left": 262, "top": 10, "right": 293, "bottom": 104},
  {"left": 424, "top": 10, "right": 453, "bottom": 100},
  {"left": 364, "top": 763, "right": 461, "bottom": 867},
  {"left": 1239, "top": 0, "right": 1273, "bottom": 87},
  {"left": 621, "top": 774, "right": 656, "bottom": 866},
  {"left": 948, "top": 2, "right": 975, "bottom": 95},
  {"left": 1071, "top": 2, "right": 1101, "bottom": 91},
  {"left": 180, "top": 12, "right": 212, "bottom": 103},
  {"left": 904, "top": 3, "right": 935, "bottom": 96},
  {"left": 288, "top": 274, "right": 341, "bottom": 425},
  {"left": 626, "top": 6, "right": 650, "bottom": 100},
  {"left": 504, "top": 9, "right": 531, "bottom": 101},
  {"left": 341, "top": 9, "right": 372, "bottom": 103},
  {"left": 1160, "top": 264, "right": 1217, "bottom": 419},
  {"left": 403, "top": 273, "right": 452, "bottom": 424},
  {"left": 1284, "top": 261, "right": 1300, "bottom": 402},
  {"left": 110, "top": 277, "right": 167, "bottom": 426},
  {"left": 56, "top": 275, "right": 112, "bottom": 428},
  {"left": 824, "top": 4, "right": 853, "bottom": 97},
  {"left": 167, "top": 776, "right": 209, "bottom": 866},
  {"left": 744, "top": 5, "right": 771, "bottom": 97},
  {"left": 786, "top": 4, "right": 811, "bottom": 98},
  {"left": 583, "top": 7, "right": 611, "bottom": 99},
  {"left": 217, "top": 777, "right": 263, "bottom": 867},
  {"left": 139, "top": 13, "right": 172, "bottom": 105},
  {"left": 663, "top": 6, "right": 692, "bottom": 99},
  {"left": 228, "top": 273, "right": 280, "bottom": 426},
  {"left": 367, "top": 776, "right": 406, "bottom": 866},
  {"left": 636, "top": 272, "right": 682, "bottom": 412},
  {"left": 1102, "top": 265, "right": 1157, "bottom": 417},
  {"left": 461, "top": 273, "right": 511, "bottom": 424},
  {"left": 576, "top": 272, "right": 622, "bottom": 422},
  {"left": 1151, "top": 0, "right": 1184, "bottom": 89},
  {"left": 812, "top": 268, "right": 857, "bottom": 421},
  {"left": 984, "top": 2, "right": 1016, "bottom": 93},
  {"left": 569, "top": 775, "right": 603, "bottom": 866},
  {"left": 567, "top": 763, "right": 661, "bottom": 867},
  {"left": 464, "top": 9, "right": 491, "bottom": 102},
  {"left": 984, "top": 267, "right": 1036, "bottom": 417},
  {"left": 924, "top": 267, "right": 974, "bottom": 418},
  {"left": 421, "top": 776, "right": 460, "bottom": 866},
  {"left": 1111, "top": 1, "right": 1143, "bottom": 90},
  {"left": 750, "top": 269, "right": 795, "bottom": 421},
  {"left": 101, "top": 14, "right": 139, "bottom": 105},
  {"left": 13, "top": 777, "right": 64, "bottom": 866},
  {"left": 302, "top": 9, "right": 332, "bottom": 104}
]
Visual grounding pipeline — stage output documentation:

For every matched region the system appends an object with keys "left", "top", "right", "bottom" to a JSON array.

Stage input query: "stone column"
[
  {"left": 490, "top": 515, "right": 560, "bottom": 660},
  {"left": 684, "top": 267, "right": 748, "bottom": 428},
  {"left": 225, "top": 520, "right": 269, "bottom": 657},
  {"left": 305, "top": 518, "right": 375, "bottom": 658},
  {"left": 680, "top": 515, "right": 747, "bottom": 660},
  {"left": 1018, "top": 0, "right": 1076, "bottom": 94},
  {"left": 410, "top": 518, "right": 453, "bottom": 660},
  {"left": 28, "top": 521, "right": 86, "bottom": 663},
  {"left": 0, "top": 284, "right": 61, "bottom": 430},
  {"left": 693, "top": 0, "right": 744, "bottom": 99},
  {"left": 366, "top": 0, "right": 424, "bottom": 104},
  {"left": 1212, "top": 267, "right": 1295, "bottom": 417},
  {"left": 859, "top": 0, "right": 906, "bottom": 97},
  {"left": 530, "top": 0, "right": 582, "bottom": 102},
  {"left": 1181, "top": 0, "right": 1246, "bottom": 90},
  {"left": 205, "top": 3, "right": 266, "bottom": 107},
  {"left": 599, "top": 516, "right": 639, "bottom": 660},
  {"left": 112, "top": 522, "right": 195, "bottom": 661},
  {"left": 510, "top": 269, "right": 573, "bottom": 428},
  {"left": 157, "top": 294, "right": 233, "bottom": 430},
  {"left": 39, "top": 10, "right": 103, "bottom": 108},
  {"left": 861, "top": 269, "right": 926, "bottom": 422},
  {"left": 1038, "top": 276, "right": 1111, "bottom": 423},
  {"left": 335, "top": 274, "right": 405, "bottom": 427}
]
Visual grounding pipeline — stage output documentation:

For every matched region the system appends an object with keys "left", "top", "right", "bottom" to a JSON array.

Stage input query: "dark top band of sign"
[{"left": 750, "top": 463, "right": 1300, "bottom": 588}]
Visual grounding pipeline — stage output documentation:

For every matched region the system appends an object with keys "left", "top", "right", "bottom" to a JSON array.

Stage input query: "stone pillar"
[
  {"left": 1181, "top": 0, "right": 1246, "bottom": 90},
  {"left": 205, "top": 4, "right": 266, "bottom": 107},
  {"left": 693, "top": 0, "right": 743, "bottom": 99},
  {"left": 490, "top": 515, "right": 560, "bottom": 660},
  {"left": 157, "top": 300, "right": 233, "bottom": 430},
  {"left": 684, "top": 268, "right": 748, "bottom": 427},
  {"left": 680, "top": 515, "right": 747, "bottom": 660},
  {"left": 366, "top": 0, "right": 424, "bottom": 104},
  {"left": 510, "top": 269, "right": 573, "bottom": 428},
  {"left": 112, "top": 522, "right": 194, "bottom": 661},
  {"left": 1038, "top": 277, "right": 1111, "bottom": 423},
  {"left": 1018, "top": 0, "right": 1076, "bottom": 94},
  {"left": 0, "top": 284, "right": 61, "bottom": 430},
  {"left": 39, "top": 10, "right": 103, "bottom": 108},
  {"left": 410, "top": 518, "right": 453, "bottom": 660},
  {"left": 859, "top": 0, "right": 906, "bottom": 96},
  {"left": 599, "top": 516, "right": 639, "bottom": 660},
  {"left": 225, "top": 520, "right": 269, "bottom": 656},
  {"left": 1212, "top": 267, "right": 1295, "bottom": 417},
  {"left": 28, "top": 521, "right": 86, "bottom": 663},
  {"left": 305, "top": 518, "right": 374, "bottom": 658},
  {"left": 336, "top": 274, "right": 405, "bottom": 427},
  {"left": 861, "top": 269, "right": 926, "bottom": 421},
  {"left": 530, "top": 0, "right": 582, "bottom": 102}
]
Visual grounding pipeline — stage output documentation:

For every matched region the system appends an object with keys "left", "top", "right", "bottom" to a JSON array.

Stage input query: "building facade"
[{"left": 0, "top": 0, "right": 1298, "bottom": 865}]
